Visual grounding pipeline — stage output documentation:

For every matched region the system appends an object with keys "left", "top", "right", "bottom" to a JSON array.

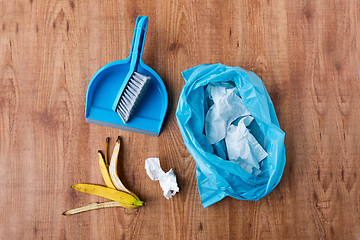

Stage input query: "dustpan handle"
[{"left": 129, "top": 16, "right": 148, "bottom": 69}]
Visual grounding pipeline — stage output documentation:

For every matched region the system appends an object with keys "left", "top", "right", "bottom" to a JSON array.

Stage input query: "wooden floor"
[{"left": 1, "top": 0, "right": 359, "bottom": 239}]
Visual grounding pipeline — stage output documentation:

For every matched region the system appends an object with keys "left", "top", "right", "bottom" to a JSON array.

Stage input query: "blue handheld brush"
[
  {"left": 115, "top": 72, "right": 150, "bottom": 123},
  {"left": 112, "top": 17, "right": 150, "bottom": 123}
]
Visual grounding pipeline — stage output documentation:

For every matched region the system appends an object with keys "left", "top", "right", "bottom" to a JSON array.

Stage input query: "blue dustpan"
[{"left": 85, "top": 16, "right": 168, "bottom": 136}]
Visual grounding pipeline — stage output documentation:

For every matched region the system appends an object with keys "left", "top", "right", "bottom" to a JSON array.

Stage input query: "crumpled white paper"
[
  {"left": 205, "top": 82, "right": 250, "bottom": 144},
  {"left": 225, "top": 116, "right": 268, "bottom": 175},
  {"left": 145, "top": 158, "right": 179, "bottom": 199},
  {"left": 204, "top": 83, "right": 268, "bottom": 175}
]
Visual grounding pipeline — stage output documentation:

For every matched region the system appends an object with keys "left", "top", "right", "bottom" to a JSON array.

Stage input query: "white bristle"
[
  {"left": 131, "top": 81, "right": 142, "bottom": 90},
  {"left": 125, "top": 88, "right": 135, "bottom": 99},
  {"left": 132, "top": 75, "right": 142, "bottom": 83},
  {"left": 127, "top": 85, "right": 138, "bottom": 97},
  {"left": 116, "top": 72, "right": 151, "bottom": 123}
]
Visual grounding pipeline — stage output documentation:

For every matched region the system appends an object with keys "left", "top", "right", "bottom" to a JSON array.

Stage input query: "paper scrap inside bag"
[{"left": 204, "top": 82, "right": 268, "bottom": 175}]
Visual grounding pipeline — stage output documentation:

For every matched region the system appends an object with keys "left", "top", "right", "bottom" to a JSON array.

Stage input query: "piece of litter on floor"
[{"left": 145, "top": 157, "right": 179, "bottom": 199}]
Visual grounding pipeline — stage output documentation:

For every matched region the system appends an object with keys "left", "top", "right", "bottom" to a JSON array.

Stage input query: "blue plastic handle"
[
  {"left": 129, "top": 16, "right": 148, "bottom": 70},
  {"left": 111, "top": 16, "right": 148, "bottom": 111}
]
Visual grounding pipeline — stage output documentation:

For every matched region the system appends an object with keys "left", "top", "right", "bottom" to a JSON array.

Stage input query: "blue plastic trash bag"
[{"left": 176, "top": 63, "right": 286, "bottom": 208}]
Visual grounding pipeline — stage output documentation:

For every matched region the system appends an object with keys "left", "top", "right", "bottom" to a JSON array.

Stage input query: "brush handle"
[
  {"left": 111, "top": 16, "right": 149, "bottom": 112},
  {"left": 129, "top": 16, "right": 148, "bottom": 70}
]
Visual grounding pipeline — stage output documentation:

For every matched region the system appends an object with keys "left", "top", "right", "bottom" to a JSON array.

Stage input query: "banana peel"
[
  {"left": 98, "top": 150, "right": 138, "bottom": 209},
  {"left": 63, "top": 136, "right": 144, "bottom": 215},
  {"left": 63, "top": 201, "right": 122, "bottom": 215},
  {"left": 72, "top": 184, "right": 144, "bottom": 206},
  {"left": 109, "top": 136, "right": 141, "bottom": 201},
  {"left": 104, "top": 137, "right": 109, "bottom": 166},
  {"left": 98, "top": 151, "right": 116, "bottom": 189}
]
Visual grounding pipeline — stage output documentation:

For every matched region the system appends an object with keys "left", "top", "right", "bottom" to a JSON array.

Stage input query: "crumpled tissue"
[
  {"left": 205, "top": 82, "right": 268, "bottom": 175},
  {"left": 205, "top": 82, "right": 250, "bottom": 144},
  {"left": 145, "top": 157, "right": 179, "bottom": 199}
]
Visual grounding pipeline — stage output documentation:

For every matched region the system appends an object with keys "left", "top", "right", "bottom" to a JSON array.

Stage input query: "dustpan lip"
[{"left": 85, "top": 118, "right": 160, "bottom": 136}]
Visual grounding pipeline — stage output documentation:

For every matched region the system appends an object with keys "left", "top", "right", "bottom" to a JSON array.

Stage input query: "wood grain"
[{"left": 0, "top": 0, "right": 359, "bottom": 239}]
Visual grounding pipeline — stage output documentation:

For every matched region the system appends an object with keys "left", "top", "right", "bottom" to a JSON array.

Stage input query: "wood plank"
[{"left": 0, "top": 0, "right": 359, "bottom": 239}]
